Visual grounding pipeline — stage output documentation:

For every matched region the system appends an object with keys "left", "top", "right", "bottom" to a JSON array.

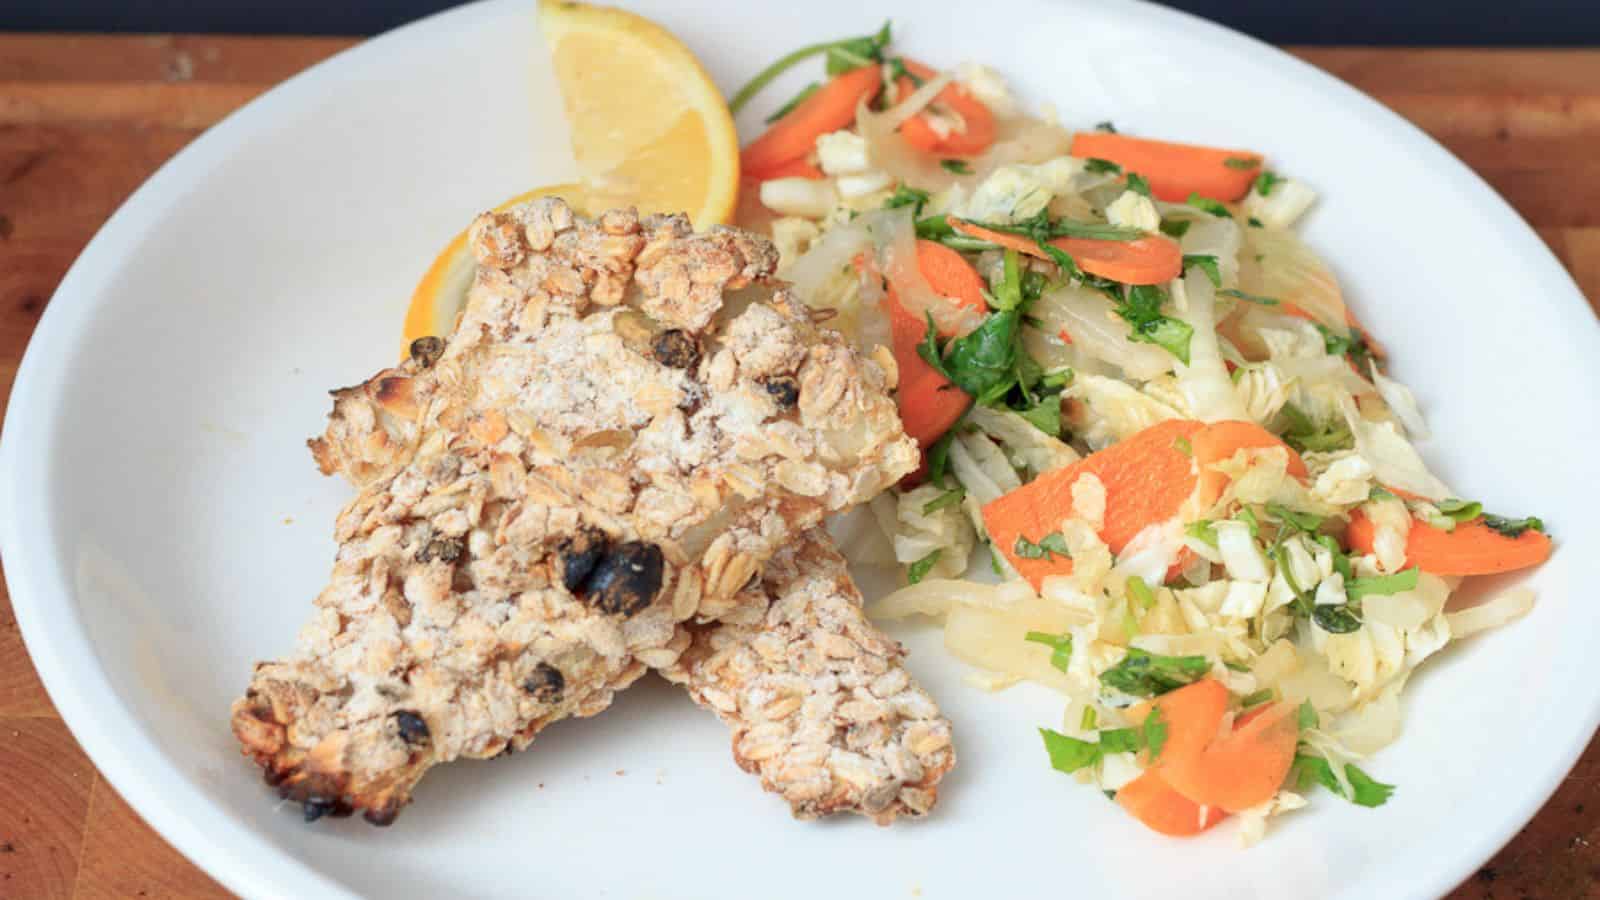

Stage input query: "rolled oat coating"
[
  {"left": 235, "top": 198, "right": 919, "bottom": 824},
  {"left": 661, "top": 530, "right": 955, "bottom": 824}
]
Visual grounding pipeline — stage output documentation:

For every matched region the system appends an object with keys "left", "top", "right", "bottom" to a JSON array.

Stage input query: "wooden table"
[{"left": 1, "top": 34, "right": 1597, "bottom": 899}]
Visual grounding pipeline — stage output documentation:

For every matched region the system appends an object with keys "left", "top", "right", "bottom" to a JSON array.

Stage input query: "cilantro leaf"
[
  {"left": 1253, "top": 170, "right": 1285, "bottom": 197},
  {"left": 1183, "top": 254, "right": 1221, "bottom": 288},
  {"left": 1224, "top": 156, "right": 1261, "bottom": 170},
  {"left": 1040, "top": 728, "right": 1101, "bottom": 774},
  {"left": 1241, "top": 688, "right": 1275, "bottom": 708},
  {"left": 1187, "top": 192, "right": 1232, "bottom": 218},
  {"left": 1083, "top": 157, "right": 1123, "bottom": 175},
  {"left": 1158, "top": 217, "right": 1192, "bottom": 238},
  {"left": 1017, "top": 393, "right": 1062, "bottom": 437},
  {"left": 1435, "top": 498, "right": 1484, "bottom": 523},
  {"left": 907, "top": 549, "right": 941, "bottom": 584},
  {"left": 1185, "top": 520, "right": 1220, "bottom": 548},
  {"left": 940, "top": 158, "right": 973, "bottom": 175},
  {"left": 1098, "top": 727, "right": 1143, "bottom": 754},
  {"left": 1094, "top": 121, "right": 1118, "bottom": 133},
  {"left": 921, "top": 487, "right": 966, "bottom": 515},
  {"left": 1113, "top": 284, "right": 1193, "bottom": 364},
  {"left": 1126, "top": 575, "right": 1156, "bottom": 610},
  {"left": 884, "top": 185, "right": 931, "bottom": 216},
  {"left": 914, "top": 214, "right": 954, "bottom": 239},
  {"left": 1317, "top": 324, "right": 1380, "bottom": 370},
  {"left": 926, "top": 430, "right": 955, "bottom": 487},
  {"left": 1298, "top": 699, "right": 1320, "bottom": 730},
  {"left": 1280, "top": 402, "right": 1354, "bottom": 454},
  {"left": 1292, "top": 754, "right": 1395, "bottom": 808},
  {"left": 1312, "top": 604, "right": 1364, "bottom": 634},
  {"left": 941, "top": 310, "right": 1020, "bottom": 398},
  {"left": 1125, "top": 172, "right": 1152, "bottom": 197},
  {"left": 1014, "top": 531, "right": 1070, "bottom": 561},
  {"left": 1219, "top": 287, "right": 1280, "bottom": 306},
  {"left": 1268, "top": 503, "right": 1324, "bottom": 534},
  {"left": 991, "top": 248, "right": 1024, "bottom": 311},
  {"left": 1247, "top": 216, "right": 1264, "bottom": 228},
  {"left": 1483, "top": 514, "right": 1546, "bottom": 538},
  {"left": 1099, "top": 648, "right": 1211, "bottom": 697},
  {"left": 1024, "top": 630, "right": 1073, "bottom": 673},
  {"left": 1142, "top": 706, "right": 1169, "bottom": 762}
]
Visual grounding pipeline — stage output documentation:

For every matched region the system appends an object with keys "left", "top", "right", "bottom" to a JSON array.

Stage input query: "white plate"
[{"left": 4, "top": 1, "right": 1598, "bottom": 897}]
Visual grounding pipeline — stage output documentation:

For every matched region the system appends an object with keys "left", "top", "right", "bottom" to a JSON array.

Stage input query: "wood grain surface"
[{"left": 1, "top": 34, "right": 1597, "bottom": 900}]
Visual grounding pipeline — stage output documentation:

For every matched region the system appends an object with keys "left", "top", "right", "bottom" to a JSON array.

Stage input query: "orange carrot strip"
[
  {"left": 1070, "top": 132, "right": 1263, "bottom": 203},
  {"left": 1117, "top": 770, "right": 1229, "bottom": 837},
  {"left": 911, "top": 238, "right": 991, "bottom": 321},
  {"left": 741, "top": 65, "right": 883, "bottom": 180},
  {"left": 1346, "top": 510, "right": 1552, "bottom": 577},
  {"left": 1190, "top": 420, "right": 1309, "bottom": 509},
  {"left": 983, "top": 419, "right": 1205, "bottom": 590},
  {"left": 949, "top": 219, "right": 1181, "bottom": 285},
  {"left": 1125, "top": 678, "right": 1229, "bottom": 770},
  {"left": 1160, "top": 701, "right": 1300, "bottom": 813},
  {"left": 894, "top": 59, "right": 997, "bottom": 157}
]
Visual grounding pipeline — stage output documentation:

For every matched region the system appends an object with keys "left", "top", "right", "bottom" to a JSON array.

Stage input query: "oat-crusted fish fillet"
[
  {"left": 661, "top": 529, "right": 954, "bottom": 824},
  {"left": 232, "top": 200, "right": 918, "bottom": 824}
]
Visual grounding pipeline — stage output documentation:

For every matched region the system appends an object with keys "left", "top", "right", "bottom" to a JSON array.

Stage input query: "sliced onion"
[
  {"left": 1447, "top": 587, "right": 1535, "bottom": 639},
  {"left": 1370, "top": 363, "right": 1430, "bottom": 440},
  {"left": 1338, "top": 393, "right": 1451, "bottom": 500},
  {"left": 879, "top": 69, "right": 955, "bottom": 130},
  {"left": 1171, "top": 271, "right": 1248, "bottom": 422},
  {"left": 1033, "top": 283, "right": 1176, "bottom": 380},
  {"left": 876, "top": 207, "right": 986, "bottom": 336},
  {"left": 1240, "top": 226, "right": 1349, "bottom": 339}
]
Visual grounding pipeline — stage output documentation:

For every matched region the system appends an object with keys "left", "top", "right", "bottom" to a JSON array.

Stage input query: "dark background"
[{"left": 1, "top": 0, "right": 1597, "bottom": 44}]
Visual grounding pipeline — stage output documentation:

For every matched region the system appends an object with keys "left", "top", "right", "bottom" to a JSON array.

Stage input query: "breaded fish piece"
[
  {"left": 661, "top": 529, "right": 955, "bottom": 824},
  {"left": 232, "top": 200, "right": 918, "bottom": 825}
]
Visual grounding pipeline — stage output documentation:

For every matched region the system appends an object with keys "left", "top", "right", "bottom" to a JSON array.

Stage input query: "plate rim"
[{"left": 2, "top": 0, "right": 1598, "bottom": 897}]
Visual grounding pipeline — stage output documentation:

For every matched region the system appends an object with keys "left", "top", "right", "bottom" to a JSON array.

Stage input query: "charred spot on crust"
[
  {"left": 524, "top": 663, "right": 565, "bottom": 702},
  {"left": 417, "top": 535, "right": 465, "bottom": 564},
  {"left": 303, "top": 795, "right": 336, "bottom": 823},
  {"left": 582, "top": 541, "right": 664, "bottom": 617},
  {"left": 762, "top": 377, "right": 800, "bottom": 410},
  {"left": 651, "top": 329, "right": 700, "bottom": 369},
  {"left": 395, "top": 710, "right": 431, "bottom": 745},
  {"left": 557, "top": 527, "right": 609, "bottom": 593},
  {"left": 409, "top": 336, "right": 445, "bottom": 368}
]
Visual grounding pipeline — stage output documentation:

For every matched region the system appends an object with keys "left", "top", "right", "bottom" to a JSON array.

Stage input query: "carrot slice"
[
  {"left": 1189, "top": 420, "right": 1309, "bottom": 509},
  {"left": 1160, "top": 701, "right": 1300, "bottom": 813},
  {"left": 747, "top": 156, "right": 825, "bottom": 180},
  {"left": 911, "top": 239, "right": 991, "bottom": 320},
  {"left": 1070, "top": 132, "right": 1263, "bottom": 203},
  {"left": 984, "top": 419, "right": 1204, "bottom": 590},
  {"left": 741, "top": 65, "right": 883, "bottom": 180},
  {"left": 1125, "top": 678, "right": 1229, "bottom": 770},
  {"left": 894, "top": 59, "right": 997, "bottom": 157},
  {"left": 949, "top": 219, "right": 1181, "bottom": 285},
  {"left": 1346, "top": 510, "right": 1552, "bottom": 577},
  {"left": 1117, "top": 770, "right": 1229, "bottom": 837}
]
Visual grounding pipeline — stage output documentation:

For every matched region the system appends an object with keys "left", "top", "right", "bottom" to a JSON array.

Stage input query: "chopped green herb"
[
  {"left": 1345, "top": 567, "right": 1420, "bottom": 601},
  {"left": 1268, "top": 503, "right": 1324, "bottom": 534},
  {"left": 1127, "top": 576, "right": 1157, "bottom": 611},
  {"left": 1280, "top": 402, "right": 1355, "bottom": 454},
  {"left": 1369, "top": 485, "right": 1397, "bottom": 501},
  {"left": 961, "top": 211, "right": 1143, "bottom": 245},
  {"left": 1292, "top": 754, "right": 1395, "bottom": 808},
  {"left": 1040, "top": 728, "right": 1101, "bottom": 774},
  {"left": 1187, "top": 192, "right": 1233, "bottom": 218},
  {"left": 1094, "top": 121, "right": 1118, "bottom": 133},
  {"left": 1224, "top": 156, "right": 1261, "bottom": 171},
  {"left": 1098, "top": 727, "right": 1142, "bottom": 754},
  {"left": 1018, "top": 393, "right": 1062, "bottom": 437},
  {"left": 764, "top": 81, "right": 820, "bottom": 123},
  {"left": 1142, "top": 708, "right": 1168, "bottom": 763},
  {"left": 1173, "top": 435, "right": 1193, "bottom": 457},
  {"left": 1483, "top": 514, "right": 1546, "bottom": 538},
  {"left": 1158, "top": 217, "right": 1192, "bottom": 238},
  {"left": 1241, "top": 688, "right": 1275, "bottom": 708},
  {"left": 1312, "top": 603, "right": 1364, "bottom": 634},
  {"left": 1124, "top": 172, "right": 1152, "bottom": 197},
  {"left": 989, "top": 542, "right": 1006, "bottom": 576},
  {"left": 1183, "top": 254, "right": 1222, "bottom": 288},
  {"left": 1253, "top": 170, "right": 1285, "bottom": 197},
  {"left": 919, "top": 309, "right": 1021, "bottom": 400},
  {"left": 1236, "top": 507, "right": 1260, "bottom": 537},
  {"left": 940, "top": 158, "right": 973, "bottom": 175},
  {"left": 1297, "top": 699, "right": 1320, "bottom": 730},
  {"left": 728, "top": 21, "right": 892, "bottom": 115},
  {"left": 1316, "top": 534, "right": 1354, "bottom": 581},
  {"left": 1219, "top": 287, "right": 1281, "bottom": 306},
  {"left": 914, "top": 214, "right": 954, "bottom": 239},
  {"left": 1185, "top": 520, "right": 1219, "bottom": 548},
  {"left": 992, "top": 248, "right": 1024, "bottom": 311},
  {"left": 884, "top": 185, "right": 931, "bottom": 216},
  {"left": 824, "top": 21, "right": 893, "bottom": 75},
  {"left": 1025, "top": 630, "right": 1074, "bottom": 673},
  {"left": 907, "top": 549, "right": 941, "bottom": 584},
  {"left": 1223, "top": 659, "right": 1251, "bottom": 673},
  {"left": 1318, "top": 324, "right": 1380, "bottom": 370},
  {"left": 1083, "top": 157, "right": 1123, "bottom": 175},
  {"left": 1436, "top": 498, "right": 1484, "bottom": 522},
  {"left": 926, "top": 430, "right": 955, "bottom": 487},
  {"left": 921, "top": 487, "right": 966, "bottom": 515},
  {"left": 1099, "top": 648, "right": 1211, "bottom": 697},
  {"left": 1114, "top": 284, "right": 1194, "bottom": 365},
  {"left": 1081, "top": 706, "right": 1099, "bottom": 730},
  {"left": 1121, "top": 608, "right": 1140, "bottom": 639},
  {"left": 1247, "top": 216, "right": 1264, "bottom": 228},
  {"left": 1014, "top": 531, "right": 1070, "bottom": 562}
]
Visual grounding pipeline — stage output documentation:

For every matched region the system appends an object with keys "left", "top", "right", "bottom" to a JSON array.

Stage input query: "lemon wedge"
[{"left": 400, "top": 1, "right": 738, "bottom": 351}]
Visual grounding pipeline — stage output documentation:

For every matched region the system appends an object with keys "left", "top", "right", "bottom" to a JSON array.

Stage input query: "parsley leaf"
[
  {"left": 1219, "top": 287, "right": 1281, "bottom": 306},
  {"left": 1125, "top": 172, "right": 1152, "bottom": 197},
  {"left": 1268, "top": 503, "right": 1324, "bottom": 534},
  {"left": 1436, "top": 498, "right": 1484, "bottom": 523},
  {"left": 1183, "top": 254, "right": 1222, "bottom": 288},
  {"left": 1024, "top": 630, "right": 1073, "bottom": 673},
  {"left": 1185, "top": 520, "right": 1220, "bottom": 548},
  {"left": 943, "top": 310, "right": 1020, "bottom": 397},
  {"left": 1312, "top": 604, "right": 1364, "bottom": 634},
  {"left": 991, "top": 248, "right": 1024, "bottom": 311},
  {"left": 1247, "top": 216, "right": 1264, "bottom": 228},
  {"left": 1318, "top": 324, "right": 1380, "bottom": 370},
  {"left": 1017, "top": 393, "right": 1062, "bottom": 437},
  {"left": 1098, "top": 727, "right": 1143, "bottom": 754},
  {"left": 1014, "top": 531, "right": 1070, "bottom": 561},
  {"left": 1280, "top": 402, "right": 1354, "bottom": 454},
  {"left": 914, "top": 213, "right": 953, "bottom": 239},
  {"left": 1298, "top": 699, "right": 1320, "bottom": 730},
  {"left": 824, "top": 21, "right": 893, "bottom": 75},
  {"left": 884, "top": 185, "right": 931, "bottom": 216},
  {"left": 1483, "top": 514, "right": 1546, "bottom": 538},
  {"left": 1142, "top": 706, "right": 1169, "bottom": 762},
  {"left": 1158, "top": 217, "right": 1192, "bottom": 238},
  {"left": 1253, "top": 170, "right": 1285, "bottom": 197},
  {"left": 1040, "top": 728, "right": 1101, "bottom": 774},
  {"left": 1083, "top": 157, "right": 1123, "bottom": 175},
  {"left": 907, "top": 549, "right": 941, "bottom": 584},
  {"left": 1099, "top": 648, "right": 1211, "bottom": 697},
  {"left": 1094, "top": 121, "right": 1118, "bottom": 133},
  {"left": 1114, "top": 284, "right": 1194, "bottom": 364},
  {"left": 926, "top": 430, "right": 955, "bottom": 487},
  {"left": 1127, "top": 575, "right": 1156, "bottom": 610},
  {"left": 940, "top": 158, "right": 973, "bottom": 175},
  {"left": 1187, "top": 192, "right": 1233, "bottom": 218},
  {"left": 1241, "top": 688, "right": 1275, "bottom": 708},
  {"left": 764, "top": 82, "right": 820, "bottom": 123},
  {"left": 921, "top": 487, "right": 966, "bottom": 515},
  {"left": 1345, "top": 567, "right": 1420, "bottom": 601},
  {"left": 1292, "top": 754, "right": 1395, "bottom": 808},
  {"left": 1224, "top": 156, "right": 1261, "bottom": 170}
]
